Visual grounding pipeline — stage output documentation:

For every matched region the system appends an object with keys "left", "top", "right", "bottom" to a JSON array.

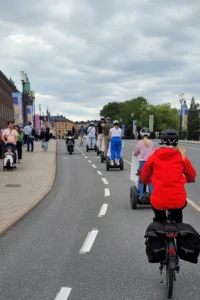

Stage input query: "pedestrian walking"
[
  {"left": 26, "top": 122, "right": 35, "bottom": 152},
  {"left": 23, "top": 123, "right": 29, "bottom": 145},
  {"left": 40, "top": 127, "right": 50, "bottom": 151},
  {"left": 14, "top": 125, "right": 24, "bottom": 163},
  {"left": 2, "top": 121, "right": 18, "bottom": 148}
]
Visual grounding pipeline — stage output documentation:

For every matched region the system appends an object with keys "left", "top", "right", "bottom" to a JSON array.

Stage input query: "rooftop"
[
  {"left": 0, "top": 70, "right": 19, "bottom": 92},
  {"left": 41, "top": 115, "right": 74, "bottom": 123}
]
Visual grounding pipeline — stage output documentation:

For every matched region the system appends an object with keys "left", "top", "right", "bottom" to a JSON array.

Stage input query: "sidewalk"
[{"left": 0, "top": 140, "right": 57, "bottom": 235}]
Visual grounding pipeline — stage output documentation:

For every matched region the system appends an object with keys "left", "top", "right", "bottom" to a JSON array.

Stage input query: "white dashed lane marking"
[
  {"left": 98, "top": 204, "right": 108, "bottom": 217},
  {"left": 79, "top": 229, "right": 99, "bottom": 254},
  {"left": 54, "top": 287, "right": 72, "bottom": 300},
  {"left": 102, "top": 178, "right": 109, "bottom": 185},
  {"left": 97, "top": 171, "right": 102, "bottom": 176},
  {"left": 92, "top": 164, "right": 96, "bottom": 169},
  {"left": 104, "top": 188, "right": 110, "bottom": 196}
]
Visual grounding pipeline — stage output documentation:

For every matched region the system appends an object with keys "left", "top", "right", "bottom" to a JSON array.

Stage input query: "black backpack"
[
  {"left": 176, "top": 223, "right": 200, "bottom": 264},
  {"left": 145, "top": 222, "right": 166, "bottom": 263},
  {"left": 31, "top": 127, "right": 36, "bottom": 137}
]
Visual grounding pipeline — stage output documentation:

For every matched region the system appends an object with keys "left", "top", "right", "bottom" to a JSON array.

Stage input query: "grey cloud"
[{"left": 1, "top": 0, "right": 200, "bottom": 120}]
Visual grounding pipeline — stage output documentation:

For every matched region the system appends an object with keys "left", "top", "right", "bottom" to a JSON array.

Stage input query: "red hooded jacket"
[{"left": 141, "top": 147, "right": 196, "bottom": 210}]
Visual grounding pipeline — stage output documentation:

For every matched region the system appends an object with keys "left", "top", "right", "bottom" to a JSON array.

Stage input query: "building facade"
[
  {"left": 75, "top": 120, "right": 98, "bottom": 130},
  {"left": 0, "top": 71, "right": 18, "bottom": 128},
  {"left": 42, "top": 115, "right": 76, "bottom": 139}
]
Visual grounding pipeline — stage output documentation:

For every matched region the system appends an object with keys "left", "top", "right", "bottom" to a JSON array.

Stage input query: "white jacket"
[{"left": 87, "top": 126, "right": 96, "bottom": 137}]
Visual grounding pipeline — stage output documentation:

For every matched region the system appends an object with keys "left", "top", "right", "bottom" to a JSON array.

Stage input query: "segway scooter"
[
  {"left": 86, "top": 135, "right": 97, "bottom": 152},
  {"left": 130, "top": 155, "right": 150, "bottom": 209},
  {"left": 106, "top": 142, "right": 124, "bottom": 171},
  {"left": 96, "top": 134, "right": 103, "bottom": 156},
  {"left": 100, "top": 136, "right": 106, "bottom": 162}
]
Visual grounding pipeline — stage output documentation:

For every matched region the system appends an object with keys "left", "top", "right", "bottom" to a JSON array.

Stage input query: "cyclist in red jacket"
[{"left": 141, "top": 129, "right": 196, "bottom": 223}]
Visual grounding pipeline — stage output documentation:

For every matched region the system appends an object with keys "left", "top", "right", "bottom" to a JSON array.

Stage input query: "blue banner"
[{"left": 121, "top": 125, "right": 125, "bottom": 137}]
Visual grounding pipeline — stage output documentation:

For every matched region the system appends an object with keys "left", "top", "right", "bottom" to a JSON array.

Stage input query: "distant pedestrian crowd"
[{"left": 0, "top": 121, "right": 51, "bottom": 169}]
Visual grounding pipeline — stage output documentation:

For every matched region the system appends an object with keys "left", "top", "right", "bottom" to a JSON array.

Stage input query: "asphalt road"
[{"left": 0, "top": 139, "right": 200, "bottom": 300}]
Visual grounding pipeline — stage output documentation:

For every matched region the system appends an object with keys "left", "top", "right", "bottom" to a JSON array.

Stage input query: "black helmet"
[
  {"left": 160, "top": 129, "right": 179, "bottom": 146},
  {"left": 106, "top": 117, "right": 111, "bottom": 123}
]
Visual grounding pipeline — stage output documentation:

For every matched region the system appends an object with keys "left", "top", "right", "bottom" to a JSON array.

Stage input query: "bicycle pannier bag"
[
  {"left": 176, "top": 223, "right": 200, "bottom": 264},
  {"left": 145, "top": 222, "right": 166, "bottom": 263}
]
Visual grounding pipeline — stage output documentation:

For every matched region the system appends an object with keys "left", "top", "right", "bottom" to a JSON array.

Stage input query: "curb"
[{"left": 0, "top": 142, "right": 57, "bottom": 236}]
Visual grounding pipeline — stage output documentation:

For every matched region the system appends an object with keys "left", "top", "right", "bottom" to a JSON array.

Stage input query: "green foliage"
[
  {"left": 100, "top": 98, "right": 179, "bottom": 132},
  {"left": 100, "top": 102, "right": 122, "bottom": 120},
  {"left": 188, "top": 97, "right": 200, "bottom": 132}
]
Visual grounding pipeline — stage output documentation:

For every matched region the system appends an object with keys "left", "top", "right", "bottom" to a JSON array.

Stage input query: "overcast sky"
[{"left": 1, "top": 0, "right": 200, "bottom": 121}]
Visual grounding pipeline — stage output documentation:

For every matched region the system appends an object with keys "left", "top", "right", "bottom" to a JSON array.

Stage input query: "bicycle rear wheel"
[{"left": 166, "top": 266, "right": 174, "bottom": 299}]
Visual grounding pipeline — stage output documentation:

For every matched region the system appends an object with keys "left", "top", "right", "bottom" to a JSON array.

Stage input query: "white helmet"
[
  {"left": 140, "top": 128, "right": 150, "bottom": 137},
  {"left": 113, "top": 120, "right": 119, "bottom": 125}
]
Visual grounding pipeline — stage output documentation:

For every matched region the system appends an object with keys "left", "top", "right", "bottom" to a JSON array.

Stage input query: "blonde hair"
[
  {"left": 143, "top": 136, "right": 150, "bottom": 147},
  {"left": 175, "top": 145, "right": 185, "bottom": 158}
]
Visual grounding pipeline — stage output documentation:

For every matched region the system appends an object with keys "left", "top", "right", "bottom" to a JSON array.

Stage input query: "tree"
[
  {"left": 188, "top": 97, "right": 200, "bottom": 132},
  {"left": 99, "top": 98, "right": 180, "bottom": 135},
  {"left": 100, "top": 102, "right": 122, "bottom": 120}
]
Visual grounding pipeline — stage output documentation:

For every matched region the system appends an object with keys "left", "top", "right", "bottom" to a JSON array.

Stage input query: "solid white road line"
[
  {"left": 184, "top": 146, "right": 200, "bottom": 150},
  {"left": 55, "top": 287, "right": 72, "bottom": 300},
  {"left": 97, "top": 171, "right": 102, "bottom": 176},
  {"left": 124, "top": 159, "right": 131, "bottom": 166},
  {"left": 92, "top": 164, "right": 96, "bottom": 169},
  {"left": 88, "top": 160, "right": 92, "bottom": 163},
  {"left": 104, "top": 188, "right": 110, "bottom": 197},
  {"left": 102, "top": 178, "right": 109, "bottom": 185},
  {"left": 98, "top": 204, "right": 108, "bottom": 217},
  {"left": 79, "top": 229, "right": 98, "bottom": 254},
  {"left": 187, "top": 198, "right": 200, "bottom": 212}
]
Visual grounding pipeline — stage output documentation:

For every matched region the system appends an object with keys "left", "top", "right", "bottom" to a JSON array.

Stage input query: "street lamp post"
[
  {"left": 20, "top": 71, "right": 26, "bottom": 127},
  {"left": 39, "top": 104, "right": 41, "bottom": 132},
  {"left": 32, "top": 90, "right": 35, "bottom": 127},
  {"left": 179, "top": 93, "right": 184, "bottom": 132}
]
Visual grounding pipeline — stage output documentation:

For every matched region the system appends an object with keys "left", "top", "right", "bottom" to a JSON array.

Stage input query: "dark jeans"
[
  {"left": 16, "top": 141, "right": 22, "bottom": 160},
  {"left": 27, "top": 137, "right": 34, "bottom": 152},
  {"left": 152, "top": 203, "right": 187, "bottom": 223},
  {"left": 24, "top": 134, "right": 28, "bottom": 145}
]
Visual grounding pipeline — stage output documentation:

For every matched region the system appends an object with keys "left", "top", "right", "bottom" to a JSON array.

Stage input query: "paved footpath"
[{"left": 0, "top": 140, "right": 56, "bottom": 235}]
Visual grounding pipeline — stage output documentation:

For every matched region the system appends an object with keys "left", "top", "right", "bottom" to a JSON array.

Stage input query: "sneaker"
[
  {"left": 135, "top": 170, "right": 140, "bottom": 176},
  {"left": 116, "top": 160, "right": 120, "bottom": 166},
  {"left": 110, "top": 160, "right": 114, "bottom": 166}
]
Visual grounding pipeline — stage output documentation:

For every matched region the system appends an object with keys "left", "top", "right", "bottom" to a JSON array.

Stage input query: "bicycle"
[
  {"left": 80, "top": 134, "right": 84, "bottom": 146},
  {"left": 159, "top": 210, "right": 179, "bottom": 299}
]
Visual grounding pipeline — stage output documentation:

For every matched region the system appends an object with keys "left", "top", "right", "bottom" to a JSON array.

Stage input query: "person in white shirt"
[
  {"left": 108, "top": 120, "right": 122, "bottom": 166},
  {"left": 87, "top": 122, "right": 96, "bottom": 148}
]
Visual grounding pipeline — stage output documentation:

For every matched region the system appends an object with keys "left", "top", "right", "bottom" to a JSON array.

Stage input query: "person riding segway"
[
  {"left": 101, "top": 117, "right": 113, "bottom": 163},
  {"left": 97, "top": 117, "right": 105, "bottom": 156},
  {"left": 86, "top": 122, "right": 97, "bottom": 152},
  {"left": 130, "top": 128, "right": 155, "bottom": 209},
  {"left": 106, "top": 120, "right": 124, "bottom": 171}
]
